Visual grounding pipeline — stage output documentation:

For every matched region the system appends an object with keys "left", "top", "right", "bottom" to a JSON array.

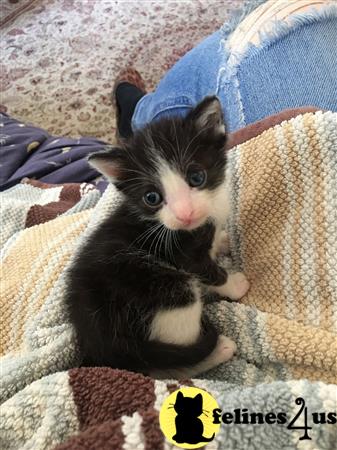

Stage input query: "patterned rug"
[
  {"left": 0, "top": 0, "right": 244, "bottom": 143},
  {"left": 0, "top": 0, "right": 38, "bottom": 26}
]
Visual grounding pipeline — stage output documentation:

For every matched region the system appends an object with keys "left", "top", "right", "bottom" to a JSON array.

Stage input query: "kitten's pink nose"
[{"left": 176, "top": 210, "right": 193, "bottom": 225}]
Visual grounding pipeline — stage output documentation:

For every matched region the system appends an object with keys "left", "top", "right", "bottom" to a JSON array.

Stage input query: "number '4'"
[{"left": 287, "top": 397, "right": 312, "bottom": 440}]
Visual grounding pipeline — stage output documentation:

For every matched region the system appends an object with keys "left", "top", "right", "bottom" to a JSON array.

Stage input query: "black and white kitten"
[{"left": 66, "top": 96, "right": 249, "bottom": 378}]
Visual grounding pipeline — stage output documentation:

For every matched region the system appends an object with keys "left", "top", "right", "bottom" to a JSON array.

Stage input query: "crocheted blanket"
[{"left": 1, "top": 110, "right": 336, "bottom": 449}]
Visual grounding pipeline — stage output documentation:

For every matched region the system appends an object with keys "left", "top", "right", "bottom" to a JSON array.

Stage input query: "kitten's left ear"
[
  {"left": 188, "top": 96, "right": 225, "bottom": 135},
  {"left": 88, "top": 147, "right": 127, "bottom": 182}
]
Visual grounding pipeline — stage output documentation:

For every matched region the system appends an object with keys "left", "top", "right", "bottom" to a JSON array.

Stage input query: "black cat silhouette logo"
[
  {"left": 159, "top": 387, "right": 220, "bottom": 449},
  {"left": 172, "top": 391, "right": 215, "bottom": 444}
]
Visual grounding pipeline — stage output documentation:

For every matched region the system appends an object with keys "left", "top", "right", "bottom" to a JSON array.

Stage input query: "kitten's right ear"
[
  {"left": 188, "top": 96, "right": 225, "bottom": 136},
  {"left": 88, "top": 148, "right": 127, "bottom": 182},
  {"left": 194, "top": 393, "right": 203, "bottom": 404}
]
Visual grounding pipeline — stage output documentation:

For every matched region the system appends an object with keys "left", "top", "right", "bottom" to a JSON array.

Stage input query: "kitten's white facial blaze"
[{"left": 157, "top": 162, "right": 223, "bottom": 231}]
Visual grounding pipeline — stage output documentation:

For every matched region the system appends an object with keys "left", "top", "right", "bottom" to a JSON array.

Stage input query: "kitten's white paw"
[
  {"left": 212, "top": 335, "right": 237, "bottom": 364},
  {"left": 212, "top": 272, "right": 250, "bottom": 300},
  {"left": 226, "top": 272, "right": 250, "bottom": 300}
]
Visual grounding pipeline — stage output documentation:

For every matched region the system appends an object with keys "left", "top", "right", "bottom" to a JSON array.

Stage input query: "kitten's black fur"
[
  {"left": 66, "top": 97, "right": 228, "bottom": 374},
  {"left": 173, "top": 392, "right": 214, "bottom": 444}
]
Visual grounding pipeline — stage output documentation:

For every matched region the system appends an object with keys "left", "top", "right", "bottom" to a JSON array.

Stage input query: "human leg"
[{"left": 126, "top": 0, "right": 336, "bottom": 134}]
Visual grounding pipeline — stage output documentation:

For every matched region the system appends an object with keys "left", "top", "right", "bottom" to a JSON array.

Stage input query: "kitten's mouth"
[{"left": 176, "top": 215, "right": 207, "bottom": 231}]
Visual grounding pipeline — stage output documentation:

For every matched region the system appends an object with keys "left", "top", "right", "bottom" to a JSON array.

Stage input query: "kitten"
[
  {"left": 172, "top": 391, "right": 214, "bottom": 444},
  {"left": 66, "top": 96, "right": 249, "bottom": 379}
]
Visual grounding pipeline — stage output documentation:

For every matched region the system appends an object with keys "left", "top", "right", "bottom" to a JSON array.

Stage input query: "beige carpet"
[{"left": 0, "top": 0, "right": 244, "bottom": 143}]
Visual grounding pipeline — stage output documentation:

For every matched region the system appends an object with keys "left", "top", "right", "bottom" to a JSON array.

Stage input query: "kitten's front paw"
[
  {"left": 211, "top": 272, "right": 250, "bottom": 300},
  {"left": 212, "top": 335, "right": 237, "bottom": 364}
]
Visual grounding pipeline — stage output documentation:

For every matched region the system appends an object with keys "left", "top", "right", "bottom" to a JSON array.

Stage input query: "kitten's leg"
[
  {"left": 189, "top": 256, "right": 227, "bottom": 286},
  {"left": 150, "top": 335, "right": 236, "bottom": 379},
  {"left": 191, "top": 256, "right": 250, "bottom": 300},
  {"left": 209, "top": 272, "right": 250, "bottom": 300},
  {"left": 139, "top": 316, "right": 234, "bottom": 379},
  {"left": 216, "top": 230, "right": 231, "bottom": 256},
  {"left": 210, "top": 229, "right": 231, "bottom": 259}
]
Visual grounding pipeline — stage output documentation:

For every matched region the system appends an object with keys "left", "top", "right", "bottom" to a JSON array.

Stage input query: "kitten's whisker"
[
  {"left": 157, "top": 225, "right": 167, "bottom": 259},
  {"left": 184, "top": 124, "right": 213, "bottom": 156},
  {"left": 168, "top": 229, "right": 176, "bottom": 263},
  {"left": 120, "top": 176, "right": 149, "bottom": 184},
  {"left": 124, "top": 148, "right": 145, "bottom": 171},
  {"left": 136, "top": 223, "right": 163, "bottom": 252},
  {"left": 166, "top": 228, "right": 174, "bottom": 263},
  {"left": 132, "top": 224, "right": 158, "bottom": 246},
  {"left": 173, "top": 231, "right": 187, "bottom": 258},
  {"left": 150, "top": 227, "right": 160, "bottom": 258},
  {"left": 152, "top": 131, "right": 177, "bottom": 155},
  {"left": 183, "top": 144, "right": 202, "bottom": 167},
  {"left": 149, "top": 224, "right": 164, "bottom": 258},
  {"left": 125, "top": 147, "right": 159, "bottom": 182},
  {"left": 152, "top": 131, "right": 182, "bottom": 170},
  {"left": 158, "top": 143, "right": 181, "bottom": 171},
  {"left": 156, "top": 226, "right": 164, "bottom": 259},
  {"left": 161, "top": 226, "right": 169, "bottom": 259},
  {"left": 123, "top": 181, "right": 151, "bottom": 192},
  {"left": 119, "top": 168, "right": 151, "bottom": 180},
  {"left": 153, "top": 227, "right": 162, "bottom": 259},
  {"left": 128, "top": 223, "right": 161, "bottom": 253},
  {"left": 163, "top": 227, "right": 169, "bottom": 260},
  {"left": 166, "top": 229, "right": 171, "bottom": 261},
  {"left": 90, "top": 306, "right": 104, "bottom": 330},
  {"left": 118, "top": 149, "right": 156, "bottom": 180},
  {"left": 181, "top": 140, "right": 199, "bottom": 165},
  {"left": 182, "top": 124, "right": 215, "bottom": 165}
]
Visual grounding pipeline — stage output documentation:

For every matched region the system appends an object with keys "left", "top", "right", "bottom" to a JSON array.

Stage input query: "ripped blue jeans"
[{"left": 132, "top": 4, "right": 337, "bottom": 133}]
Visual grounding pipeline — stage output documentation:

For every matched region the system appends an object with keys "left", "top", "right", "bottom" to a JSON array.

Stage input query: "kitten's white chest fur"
[{"left": 149, "top": 282, "right": 202, "bottom": 345}]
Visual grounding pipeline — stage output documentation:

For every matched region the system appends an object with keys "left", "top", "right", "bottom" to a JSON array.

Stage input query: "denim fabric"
[
  {"left": 132, "top": 30, "right": 223, "bottom": 131},
  {"left": 132, "top": 7, "right": 337, "bottom": 132},
  {"left": 220, "top": 13, "right": 337, "bottom": 130}
]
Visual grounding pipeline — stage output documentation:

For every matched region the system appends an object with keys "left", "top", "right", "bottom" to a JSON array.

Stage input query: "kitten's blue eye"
[
  {"left": 143, "top": 191, "right": 163, "bottom": 207},
  {"left": 188, "top": 170, "right": 206, "bottom": 187}
]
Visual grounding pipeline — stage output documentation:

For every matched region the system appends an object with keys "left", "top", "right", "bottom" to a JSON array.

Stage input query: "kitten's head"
[
  {"left": 89, "top": 96, "right": 228, "bottom": 231},
  {"left": 173, "top": 391, "right": 203, "bottom": 417}
]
